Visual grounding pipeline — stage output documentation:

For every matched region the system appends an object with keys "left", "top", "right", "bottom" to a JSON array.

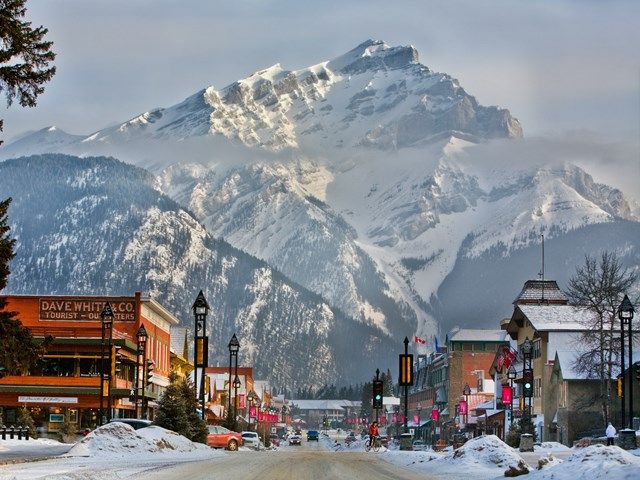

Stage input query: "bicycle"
[{"left": 365, "top": 435, "right": 381, "bottom": 452}]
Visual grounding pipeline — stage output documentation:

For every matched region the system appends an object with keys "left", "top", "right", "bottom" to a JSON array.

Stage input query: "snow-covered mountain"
[
  {"left": 0, "top": 154, "right": 399, "bottom": 388},
  {"left": 2, "top": 40, "right": 637, "bottom": 344}
]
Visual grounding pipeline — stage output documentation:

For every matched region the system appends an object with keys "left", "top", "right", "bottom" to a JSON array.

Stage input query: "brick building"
[{"left": 0, "top": 293, "right": 177, "bottom": 436}]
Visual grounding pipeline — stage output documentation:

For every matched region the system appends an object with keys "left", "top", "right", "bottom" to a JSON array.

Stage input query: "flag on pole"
[
  {"left": 435, "top": 337, "right": 439, "bottom": 352},
  {"left": 414, "top": 336, "right": 427, "bottom": 344}
]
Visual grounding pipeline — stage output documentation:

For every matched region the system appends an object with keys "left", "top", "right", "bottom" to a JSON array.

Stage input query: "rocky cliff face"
[{"left": 0, "top": 154, "right": 399, "bottom": 388}]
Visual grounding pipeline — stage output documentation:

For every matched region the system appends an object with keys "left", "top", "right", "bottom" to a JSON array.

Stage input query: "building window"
[
  {"left": 559, "top": 382, "right": 567, "bottom": 408},
  {"left": 534, "top": 378, "right": 542, "bottom": 398},
  {"left": 533, "top": 339, "right": 542, "bottom": 359}
]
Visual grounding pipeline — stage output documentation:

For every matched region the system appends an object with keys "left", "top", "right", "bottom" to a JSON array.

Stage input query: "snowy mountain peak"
[
  {"left": 327, "top": 39, "right": 419, "bottom": 74},
  {"left": 1, "top": 40, "right": 522, "bottom": 156}
]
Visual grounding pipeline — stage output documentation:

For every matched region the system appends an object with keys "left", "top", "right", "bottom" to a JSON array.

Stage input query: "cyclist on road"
[{"left": 367, "top": 421, "right": 379, "bottom": 448}]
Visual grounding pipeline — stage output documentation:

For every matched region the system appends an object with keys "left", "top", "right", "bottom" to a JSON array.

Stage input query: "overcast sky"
[{"left": 1, "top": 0, "right": 639, "bottom": 145}]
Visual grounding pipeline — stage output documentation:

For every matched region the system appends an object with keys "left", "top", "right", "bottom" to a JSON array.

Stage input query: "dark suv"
[
  {"left": 307, "top": 430, "right": 319, "bottom": 441},
  {"left": 108, "top": 419, "right": 153, "bottom": 430}
]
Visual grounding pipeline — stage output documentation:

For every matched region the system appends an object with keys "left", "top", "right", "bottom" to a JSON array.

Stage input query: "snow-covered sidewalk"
[{"left": 0, "top": 422, "right": 226, "bottom": 479}]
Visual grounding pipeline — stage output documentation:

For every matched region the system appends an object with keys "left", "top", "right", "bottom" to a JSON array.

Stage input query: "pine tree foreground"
[
  {"left": 0, "top": 0, "right": 56, "bottom": 144},
  {"left": 0, "top": 198, "right": 51, "bottom": 375},
  {"left": 155, "top": 372, "right": 207, "bottom": 443}
]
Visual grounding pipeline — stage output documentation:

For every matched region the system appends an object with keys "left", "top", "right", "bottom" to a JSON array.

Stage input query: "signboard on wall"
[
  {"left": 18, "top": 396, "right": 78, "bottom": 404},
  {"left": 39, "top": 297, "right": 136, "bottom": 321}
]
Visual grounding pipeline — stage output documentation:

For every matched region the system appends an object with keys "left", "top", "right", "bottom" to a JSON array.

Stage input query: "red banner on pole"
[
  {"left": 459, "top": 400, "right": 468, "bottom": 415},
  {"left": 431, "top": 409, "right": 439, "bottom": 421},
  {"left": 250, "top": 406, "right": 257, "bottom": 418},
  {"left": 502, "top": 385, "right": 512, "bottom": 405},
  {"left": 239, "top": 394, "right": 245, "bottom": 409}
]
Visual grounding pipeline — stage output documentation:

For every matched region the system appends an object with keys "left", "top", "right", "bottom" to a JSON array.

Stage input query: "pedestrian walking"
[{"left": 605, "top": 422, "right": 616, "bottom": 446}]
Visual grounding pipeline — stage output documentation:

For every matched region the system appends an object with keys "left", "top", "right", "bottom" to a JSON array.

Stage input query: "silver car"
[{"left": 241, "top": 431, "right": 260, "bottom": 449}]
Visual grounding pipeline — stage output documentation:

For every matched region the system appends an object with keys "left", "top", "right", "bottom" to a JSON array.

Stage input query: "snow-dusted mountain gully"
[
  {"left": 0, "top": 154, "right": 399, "bottom": 388},
  {"left": 2, "top": 39, "right": 638, "bottom": 359}
]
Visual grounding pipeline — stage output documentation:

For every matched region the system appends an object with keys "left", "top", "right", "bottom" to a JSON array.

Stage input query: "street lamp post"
[
  {"left": 507, "top": 365, "right": 517, "bottom": 427},
  {"left": 462, "top": 383, "right": 471, "bottom": 427},
  {"left": 192, "top": 291, "right": 209, "bottom": 421},
  {"left": 619, "top": 295, "right": 635, "bottom": 428},
  {"left": 233, "top": 376, "right": 241, "bottom": 431},
  {"left": 135, "top": 325, "right": 148, "bottom": 419},
  {"left": 522, "top": 337, "right": 533, "bottom": 421},
  {"left": 228, "top": 334, "right": 240, "bottom": 426},
  {"left": 247, "top": 392, "right": 254, "bottom": 431},
  {"left": 416, "top": 402, "right": 422, "bottom": 441},
  {"left": 99, "top": 303, "right": 114, "bottom": 426}
]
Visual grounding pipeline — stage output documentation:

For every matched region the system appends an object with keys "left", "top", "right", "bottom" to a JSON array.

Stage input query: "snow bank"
[
  {"left": 535, "top": 441, "right": 571, "bottom": 452},
  {"left": 381, "top": 435, "right": 529, "bottom": 479},
  {"left": 66, "top": 422, "right": 213, "bottom": 457},
  {"left": 441, "top": 435, "right": 529, "bottom": 475},
  {"left": 528, "top": 444, "right": 640, "bottom": 480}
]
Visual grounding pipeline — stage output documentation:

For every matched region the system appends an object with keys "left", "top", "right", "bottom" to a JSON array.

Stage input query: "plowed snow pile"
[
  {"left": 441, "top": 435, "right": 529, "bottom": 473},
  {"left": 528, "top": 444, "right": 640, "bottom": 480},
  {"left": 67, "top": 422, "right": 213, "bottom": 457},
  {"left": 381, "top": 435, "right": 529, "bottom": 478}
]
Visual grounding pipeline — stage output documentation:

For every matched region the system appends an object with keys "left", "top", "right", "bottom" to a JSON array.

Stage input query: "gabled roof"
[
  {"left": 513, "top": 280, "right": 568, "bottom": 305},
  {"left": 516, "top": 305, "right": 597, "bottom": 331}
]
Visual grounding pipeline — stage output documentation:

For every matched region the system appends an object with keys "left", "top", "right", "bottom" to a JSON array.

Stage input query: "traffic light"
[
  {"left": 129, "top": 388, "right": 135, "bottom": 402},
  {"left": 372, "top": 380, "right": 383, "bottom": 409},
  {"left": 522, "top": 369, "right": 533, "bottom": 397},
  {"left": 146, "top": 360, "right": 154, "bottom": 387},
  {"left": 110, "top": 346, "right": 122, "bottom": 378}
]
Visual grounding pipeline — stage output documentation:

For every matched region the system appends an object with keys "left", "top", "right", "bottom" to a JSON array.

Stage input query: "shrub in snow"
[
  {"left": 505, "top": 417, "right": 537, "bottom": 448},
  {"left": 17, "top": 406, "right": 37, "bottom": 439}
]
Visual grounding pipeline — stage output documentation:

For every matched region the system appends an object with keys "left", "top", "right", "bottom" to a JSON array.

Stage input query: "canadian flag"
[{"left": 414, "top": 336, "right": 427, "bottom": 344}]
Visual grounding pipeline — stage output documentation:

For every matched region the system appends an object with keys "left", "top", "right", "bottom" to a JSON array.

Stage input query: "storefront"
[{"left": 0, "top": 293, "right": 177, "bottom": 437}]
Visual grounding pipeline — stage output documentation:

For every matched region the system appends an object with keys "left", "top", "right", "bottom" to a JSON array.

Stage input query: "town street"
[{"left": 136, "top": 447, "right": 432, "bottom": 480}]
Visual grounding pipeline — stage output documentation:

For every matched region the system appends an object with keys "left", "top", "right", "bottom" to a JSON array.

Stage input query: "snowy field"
[{"left": 2, "top": 427, "right": 640, "bottom": 479}]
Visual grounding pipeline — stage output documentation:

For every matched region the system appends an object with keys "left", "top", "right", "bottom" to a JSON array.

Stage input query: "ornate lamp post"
[
  {"left": 619, "top": 295, "right": 635, "bottom": 427},
  {"left": 507, "top": 364, "right": 517, "bottom": 426},
  {"left": 233, "top": 376, "right": 241, "bottom": 431},
  {"left": 247, "top": 392, "right": 254, "bottom": 431},
  {"left": 227, "top": 334, "right": 240, "bottom": 425},
  {"left": 99, "top": 303, "right": 114, "bottom": 426},
  {"left": 462, "top": 383, "right": 471, "bottom": 427},
  {"left": 192, "top": 291, "right": 209, "bottom": 420},
  {"left": 135, "top": 325, "right": 148, "bottom": 419}
]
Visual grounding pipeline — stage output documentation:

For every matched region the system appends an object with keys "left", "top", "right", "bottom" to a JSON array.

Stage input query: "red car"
[
  {"left": 269, "top": 434, "right": 281, "bottom": 447},
  {"left": 207, "top": 425, "right": 243, "bottom": 451}
]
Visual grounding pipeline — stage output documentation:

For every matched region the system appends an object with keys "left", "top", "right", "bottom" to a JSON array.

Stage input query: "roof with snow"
[
  {"left": 170, "top": 327, "right": 189, "bottom": 358},
  {"left": 515, "top": 305, "right": 596, "bottom": 331},
  {"left": 513, "top": 280, "right": 568, "bottom": 305},
  {"left": 447, "top": 329, "right": 508, "bottom": 343},
  {"left": 289, "top": 399, "right": 360, "bottom": 411}
]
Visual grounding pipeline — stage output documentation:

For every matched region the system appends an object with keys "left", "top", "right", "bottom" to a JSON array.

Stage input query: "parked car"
[
  {"left": 108, "top": 418, "right": 153, "bottom": 430},
  {"left": 289, "top": 434, "right": 302, "bottom": 445},
  {"left": 241, "top": 431, "right": 261, "bottom": 449},
  {"left": 307, "top": 430, "right": 319, "bottom": 441},
  {"left": 207, "top": 425, "right": 243, "bottom": 451},
  {"left": 412, "top": 440, "right": 428, "bottom": 451},
  {"left": 269, "top": 433, "right": 281, "bottom": 447}
]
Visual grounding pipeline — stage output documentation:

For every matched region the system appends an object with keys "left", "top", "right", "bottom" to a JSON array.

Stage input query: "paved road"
[{"left": 136, "top": 450, "right": 434, "bottom": 480}]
